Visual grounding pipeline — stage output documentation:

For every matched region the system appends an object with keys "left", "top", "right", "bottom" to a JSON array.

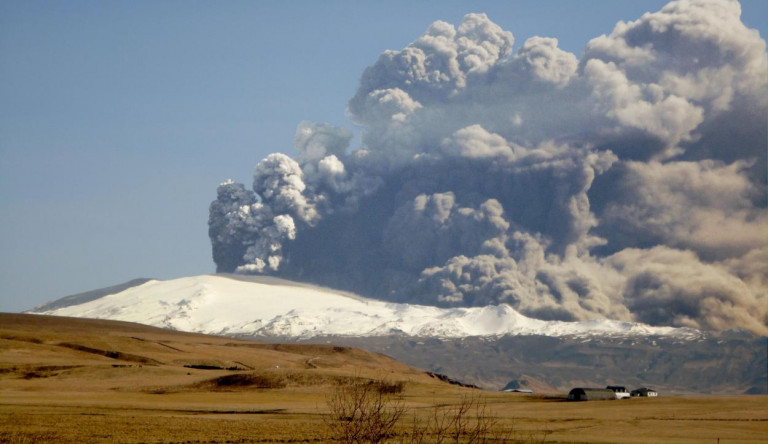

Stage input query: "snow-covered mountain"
[{"left": 30, "top": 274, "right": 700, "bottom": 340}]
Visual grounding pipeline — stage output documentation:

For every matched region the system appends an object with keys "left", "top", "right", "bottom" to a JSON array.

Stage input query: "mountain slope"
[
  {"left": 31, "top": 278, "right": 152, "bottom": 312},
  {"left": 30, "top": 274, "right": 700, "bottom": 340},
  {"left": 0, "top": 312, "right": 430, "bottom": 385}
]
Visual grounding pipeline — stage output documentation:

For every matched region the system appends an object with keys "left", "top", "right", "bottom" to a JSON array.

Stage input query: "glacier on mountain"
[{"left": 32, "top": 274, "right": 701, "bottom": 340}]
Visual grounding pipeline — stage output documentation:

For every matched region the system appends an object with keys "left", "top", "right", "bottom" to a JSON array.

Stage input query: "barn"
[
  {"left": 606, "top": 385, "right": 630, "bottom": 399},
  {"left": 567, "top": 388, "right": 616, "bottom": 401},
  {"left": 631, "top": 387, "right": 658, "bottom": 397}
]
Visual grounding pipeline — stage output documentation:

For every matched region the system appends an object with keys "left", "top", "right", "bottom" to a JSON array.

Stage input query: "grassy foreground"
[{"left": 1, "top": 313, "right": 766, "bottom": 443}]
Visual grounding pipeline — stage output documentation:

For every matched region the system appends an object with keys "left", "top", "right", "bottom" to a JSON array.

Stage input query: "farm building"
[
  {"left": 567, "top": 388, "right": 616, "bottom": 401},
  {"left": 631, "top": 387, "right": 658, "bottom": 397},
  {"left": 606, "top": 385, "right": 630, "bottom": 399}
]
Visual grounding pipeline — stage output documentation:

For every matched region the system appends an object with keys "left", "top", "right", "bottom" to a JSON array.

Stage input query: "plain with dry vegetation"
[
  {"left": 325, "top": 377, "right": 552, "bottom": 443},
  {"left": 0, "top": 313, "right": 766, "bottom": 443}
]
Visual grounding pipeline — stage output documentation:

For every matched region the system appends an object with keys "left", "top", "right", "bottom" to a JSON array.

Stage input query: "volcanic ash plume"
[{"left": 209, "top": 0, "right": 768, "bottom": 335}]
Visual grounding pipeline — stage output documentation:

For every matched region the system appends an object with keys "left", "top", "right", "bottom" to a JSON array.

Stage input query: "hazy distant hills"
[
  {"left": 28, "top": 274, "right": 767, "bottom": 395},
  {"left": 319, "top": 334, "right": 767, "bottom": 395}
]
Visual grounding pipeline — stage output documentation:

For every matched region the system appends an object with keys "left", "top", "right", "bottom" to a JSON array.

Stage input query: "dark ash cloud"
[{"left": 209, "top": 0, "right": 768, "bottom": 335}]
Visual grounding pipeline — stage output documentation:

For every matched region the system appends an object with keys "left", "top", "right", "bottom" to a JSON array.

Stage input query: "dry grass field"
[{"left": 1, "top": 313, "right": 766, "bottom": 443}]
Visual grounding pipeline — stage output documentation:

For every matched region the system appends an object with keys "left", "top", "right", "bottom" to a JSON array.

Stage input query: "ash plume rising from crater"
[{"left": 209, "top": 0, "right": 768, "bottom": 335}]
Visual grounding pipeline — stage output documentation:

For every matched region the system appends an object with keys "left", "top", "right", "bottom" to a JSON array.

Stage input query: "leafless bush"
[
  {"left": 373, "top": 380, "right": 406, "bottom": 394},
  {"left": 405, "top": 394, "right": 507, "bottom": 444},
  {"left": 326, "top": 381, "right": 548, "bottom": 444},
  {"left": 198, "top": 372, "right": 287, "bottom": 390},
  {"left": 325, "top": 378, "right": 406, "bottom": 444}
]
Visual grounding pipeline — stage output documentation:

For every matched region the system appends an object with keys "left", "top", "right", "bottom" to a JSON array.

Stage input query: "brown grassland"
[{"left": 0, "top": 313, "right": 766, "bottom": 443}]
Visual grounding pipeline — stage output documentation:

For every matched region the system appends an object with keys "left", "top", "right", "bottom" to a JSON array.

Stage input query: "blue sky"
[{"left": 1, "top": 0, "right": 767, "bottom": 312}]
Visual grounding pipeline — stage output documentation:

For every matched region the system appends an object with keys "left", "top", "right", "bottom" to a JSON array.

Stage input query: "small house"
[
  {"left": 630, "top": 387, "right": 658, "bottom": 397},
  {"left": 606, "top": 385, "right": 630, "bottom": 399},
  {"left": 567, "top": 387, "right": 615, "bottom": 401}
]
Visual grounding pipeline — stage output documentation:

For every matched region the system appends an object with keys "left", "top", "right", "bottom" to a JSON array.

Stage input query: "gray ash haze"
[{"left": 209, "top": 0, "right": 768, "bottom": 335}]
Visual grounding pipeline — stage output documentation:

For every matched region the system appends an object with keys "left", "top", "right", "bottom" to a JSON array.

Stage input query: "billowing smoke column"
[{"left": 210, "top": 0, "right": 768, "bottom": 335}]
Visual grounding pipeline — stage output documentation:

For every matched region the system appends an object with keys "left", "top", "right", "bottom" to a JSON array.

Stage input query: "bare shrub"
[
  {"left": 192, "top": 372, "right": 287, "bottom": 390},
  {"left": 325, "top": 378, "right": 406, "bottom": 444},
  {"left": 326, "top": 381, "right": 547, "bottom": 444},
  {"left": 212, "top": 373, "right": 286, "bottom": 389},
  {"left": 406, "top": 394, "right": 506, "bottom": 444},
  {"left": 373, "top": 380, "right": 406, "bottom": 394}
]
